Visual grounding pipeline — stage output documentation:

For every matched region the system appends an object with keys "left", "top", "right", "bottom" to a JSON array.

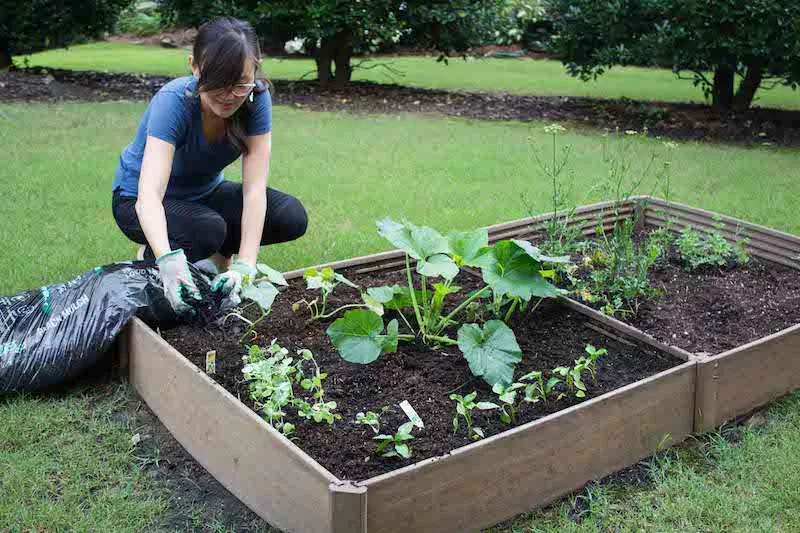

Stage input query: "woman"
[{"left": 111, "top": 17, "right": 307, "bottom": 313}]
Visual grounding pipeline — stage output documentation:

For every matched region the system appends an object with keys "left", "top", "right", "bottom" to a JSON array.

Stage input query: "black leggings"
[{"left": 112, "top": 181, "right": 308, "bottom": 262}]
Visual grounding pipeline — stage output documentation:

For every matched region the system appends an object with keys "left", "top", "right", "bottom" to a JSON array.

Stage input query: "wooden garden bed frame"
[{"left": 117, "top": 197, "right": 800, "bottom": 532}]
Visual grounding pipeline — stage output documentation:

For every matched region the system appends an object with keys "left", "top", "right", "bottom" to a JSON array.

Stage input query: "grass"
[
  {"left": 492, "top": 393, "right": 800, "bottom": 532},
  {"left": 2, "top": 102, "right": 799, "bottom": 296},
  {"left": 1, "top": 100, "right": 799, "bottom": 531},
  {"left": 0, "top": 380, "right": 165, "bottom": 531},
  {"left": 17, "top": 42, "right": 800, "bottom": 110}
]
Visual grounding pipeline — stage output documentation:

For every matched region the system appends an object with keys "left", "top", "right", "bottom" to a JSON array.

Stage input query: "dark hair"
[{"left": 192, "top": 17, "right": 269, "bottom": 155}]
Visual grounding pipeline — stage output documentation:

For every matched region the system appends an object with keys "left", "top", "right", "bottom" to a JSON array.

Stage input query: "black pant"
[{"left": 112, "top": 181, "right": 308, "bottom": 262}]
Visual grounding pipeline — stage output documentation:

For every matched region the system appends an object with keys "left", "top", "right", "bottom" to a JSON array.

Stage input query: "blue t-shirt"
[{"left": 112, "top": 76, "right": 272, "bottom": 201}]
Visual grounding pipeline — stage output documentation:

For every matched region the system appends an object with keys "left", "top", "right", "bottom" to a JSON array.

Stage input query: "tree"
[
  {"left": 545, "top": 0, "right": 800, "bottom": 112},
  {"left": 160, "top": 0, "right": 506, "bottom": 88},
  {"left": 0, "top": 0, "right": 132, "bottom": 68}
]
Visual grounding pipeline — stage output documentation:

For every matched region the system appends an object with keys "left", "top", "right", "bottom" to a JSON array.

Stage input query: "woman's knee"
[
  {"left": 186, "top": 215, "right": 228, "bottom": 261},
  {"left": 267, "top": 196, "right": 308, "bottom": 244}
]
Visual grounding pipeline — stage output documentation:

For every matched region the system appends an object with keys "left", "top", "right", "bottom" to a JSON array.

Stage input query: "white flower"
[
  {"left": 284, "top": 37, "right": 305, "bottom": 55},
  {"left": 544, "top": 124, "right": 567, "bottom": 135}
]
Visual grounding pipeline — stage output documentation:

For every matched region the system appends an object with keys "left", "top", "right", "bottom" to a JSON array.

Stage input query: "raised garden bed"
[{"left": 118, "top": 197, "right": 800, "bottom": 532}]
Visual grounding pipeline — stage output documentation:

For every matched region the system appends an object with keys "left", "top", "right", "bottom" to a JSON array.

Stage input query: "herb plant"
[
  {"left": 675, "top": 222, "right": 750, "bottom": 272},
  {"left": 373, "top": 422, "right": 415, "bottom": 459},
  {"left": 450, "top": 391, "right": 499, "bottom": 440},
  {"left": 355, "top": 407, "right": 389, "bottom": 434}
]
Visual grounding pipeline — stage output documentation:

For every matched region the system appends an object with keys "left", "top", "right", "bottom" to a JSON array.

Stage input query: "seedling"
[
  {"left": 675, "top": 224, "right": 750, "bottom": 272},
  {"left": 293, "top": 349, "right": 341, "bottom": 425},
  {"left": 241, "top": 341, "right": 303, "bottom": 436},
  {"left": 582, "top": 344, "right": 607, "bottom": 384},
  {"left": 493, "top": 382, "right": 526, "bottom": 424},
  {"left": 450, "top": 391, "right": 499, "bottom": 440},
  {"left": 373, "top": 422, "right": 415, "bottom": 459},
  {"left": 222, "top": 262, "right": 287, "bottom": 343},
  {"left": 552, "top": 364, "right": 587, "bottom": 399},
  {"left": 293, "top": 267, "right": 385, "bottom": 320},
  {"left": 520, "top": 370, "right": 560, "bottom": 404},
  {"left": 355, "top": 407, "right": 389, "bottom": 434}
]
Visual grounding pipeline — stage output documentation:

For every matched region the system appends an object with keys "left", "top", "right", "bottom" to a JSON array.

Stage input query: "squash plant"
[{"left": 325, "top": 219, "right": 570, "bottom": 387}]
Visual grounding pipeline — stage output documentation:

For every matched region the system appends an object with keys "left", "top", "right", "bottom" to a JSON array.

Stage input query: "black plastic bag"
[{"left": 0, "top": 260, "right": 210, "bottom": 394}]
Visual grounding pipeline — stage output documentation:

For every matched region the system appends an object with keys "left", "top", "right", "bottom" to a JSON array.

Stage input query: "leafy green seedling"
[
  {"left": 242, "top": 341, "right": 304, "bottom": 435},
  {"left": 519, "top": 370, "right": 560, "bottom": 404},
  {"left": 294, "top": 267, "right": 384, "bottom": 320},
  {"left": 293, "top": 348, "right": 341, "bottom": 425},
  {"left": 583, "top": 344, "right": 607, "bottom": 384},
  {"left": 373, "top": 422, "right": 415, "bottom": 459},
  {"left": 450, "top": 391, "right": 499, "bottom": 440},
  {"left": 222, "top": 263, "right": 286, "bottom": 343},
  {"left": 355, "top": 407, "right": 389, "bottom": 434},
  {"left": 552, "top": 364, "right": 587, "bottom": 399},
  {"left": 493, "top": 382, "right": 527, "bottom": 424}
]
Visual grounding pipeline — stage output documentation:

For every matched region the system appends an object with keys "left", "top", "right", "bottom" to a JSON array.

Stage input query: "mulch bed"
[{"left": 2, "top": 66, "right": 799, "bottom": 147}]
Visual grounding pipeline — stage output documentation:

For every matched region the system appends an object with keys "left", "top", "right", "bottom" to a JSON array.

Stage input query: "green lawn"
[
  {"left": 1, "top": 100, "right": 799, "bottom": 531},
  {"left": 17, "top": 42, "right": 800, "bottom": 110}
]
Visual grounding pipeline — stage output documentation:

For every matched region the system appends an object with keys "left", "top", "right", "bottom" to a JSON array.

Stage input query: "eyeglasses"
[{"left": 229, "top": 83, "right": 256, "bottom": 98}]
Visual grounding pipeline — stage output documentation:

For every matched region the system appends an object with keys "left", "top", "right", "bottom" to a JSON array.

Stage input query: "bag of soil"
[{"left": 0, "top": 260, "right": 212, "bottom": 394}]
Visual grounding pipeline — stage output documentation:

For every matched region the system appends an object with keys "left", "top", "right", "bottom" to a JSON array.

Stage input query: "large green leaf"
[
  {"left": 448, "top": 229, "right": 490, "bottom": 267},
  {"left": 377, "top": 218, "right": 448, "bottom": 260},
  {"left": 361, "top": 293, "right": 385, "bottom": 316},
  {"left": 417, "top": 253, "right": 459, "bottom": 280},
  {"left": 257, "top": 263, "right": 289, "bottom": 286},
  {"left": 326, "top": 310, "right": 394, "bottom": 364},
  {"left": 458, "top": 321, "right": 523, "bottom": 387},
  {"left": 242, "top": 281, "right": 279, "bottom": 311},
  {"left": 511, "top": 239, "right": 571, "bottom": 264},
  {"left": 481, "top": 241, "right": 557, "bottom": 300}
]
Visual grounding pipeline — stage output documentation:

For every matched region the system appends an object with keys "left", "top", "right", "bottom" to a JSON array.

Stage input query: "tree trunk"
[
  {"left": 733, "top": 62, "right": 763, "bottom": 113},
  {"left": 0, "top": 40, "right": 11, "bottom": 69},
  {"left": 711, "top": 65, "right": 735, "bottom": 112},
  {"left": 316, "top": 32, "right": 352, "bottom": 89}
]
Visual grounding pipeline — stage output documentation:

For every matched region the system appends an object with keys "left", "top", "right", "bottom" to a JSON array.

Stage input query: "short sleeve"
[
  {"left": 246, "top": 84, "right": 272, "bottom": 136},
  {"left": 146, "top": 90, "right": 189, "bottom": 145}
]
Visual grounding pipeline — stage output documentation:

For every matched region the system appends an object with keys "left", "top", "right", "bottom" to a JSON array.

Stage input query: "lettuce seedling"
[
  {"left": 450, "top": 391, "right": 499, "bottom": 440},
  {"left": 373, "top": 422, "right": 415, "bottom": 459},
  {"left": 355, "top": 406, "right": 389, "bottom": 434}
]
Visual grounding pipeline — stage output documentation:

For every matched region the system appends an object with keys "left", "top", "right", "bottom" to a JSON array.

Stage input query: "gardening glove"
[
  {"left": 156, "top": 249, "right": 202, "bottom": 314},
  {"left": 211, "top": 259, "right": 257, "bottom": 306}
]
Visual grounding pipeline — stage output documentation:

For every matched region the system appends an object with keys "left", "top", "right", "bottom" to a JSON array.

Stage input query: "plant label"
[
  {"left": 206, "top": 350, "right": 216, "bottom": 374},
  {"left": 399, "top": 400, "right": 424, "bottom": 429}
]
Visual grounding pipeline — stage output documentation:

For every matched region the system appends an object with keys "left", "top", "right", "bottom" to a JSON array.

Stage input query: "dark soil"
[
  {"left": 160, "top": 267, "right": 681, "bottom": 481},
  {"left": 526, "top": 229, "right": 800, "bottom": 356},
  {"left": 3, "top": 66, "right": 800, "bottom": 147},
  {"left": 629, "top": 257, "right": 800, "bottom": 355}
]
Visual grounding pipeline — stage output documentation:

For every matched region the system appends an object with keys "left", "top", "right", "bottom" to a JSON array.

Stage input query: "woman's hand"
[
  {"left": 156, "top": 249, "right": 201, "bottom": 313},
  {"left": 211, "top": 259, "right": 257, "bottom": 305}
]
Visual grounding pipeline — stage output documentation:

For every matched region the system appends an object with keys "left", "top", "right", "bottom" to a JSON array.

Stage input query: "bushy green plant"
[
  {"left": 116, "top": 1, "right": 163, "bottom": 36},
  {"left": 675, "top": 223, "right": 750, "bottom": 271},
  {"left": 545, "top": 0, "right": 800, "bottom": 112}
]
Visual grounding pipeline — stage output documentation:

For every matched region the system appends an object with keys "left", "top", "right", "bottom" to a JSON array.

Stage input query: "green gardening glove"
[
  {"left": 211, "top": 259, "right": 257, "bottom": 306},
  {"left": 155, "top": 249, "right": 202, "bottom": 313}
]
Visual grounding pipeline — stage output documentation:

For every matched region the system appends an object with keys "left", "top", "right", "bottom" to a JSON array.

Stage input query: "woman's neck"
[{"left": 200, "top": 101, "right": 226, "bottom": 144}]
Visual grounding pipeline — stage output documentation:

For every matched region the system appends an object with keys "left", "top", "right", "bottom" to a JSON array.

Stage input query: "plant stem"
[
  {"left": 396, "top": 310, "right": 416, "bottom": 335},
  {"left": 435, "top": 285, "right": 490, "bottom": 332},
  {"left": 406, "top": 254, "right": 424, "bottom": 332},
  {"left": 318, "top": 303, "right": 366, "bottom": 319},
  {"left": 426, "top": 334, "right": 458, "bottom": 346},
  {"left": 421, "top": 274, "right": 429, "bottom": 331},
  {"left": 397, "top": 334, "right": 416, "bottom": 340},
  {"left": 504, "top": 298, "right": 519, "bottom": 323}
]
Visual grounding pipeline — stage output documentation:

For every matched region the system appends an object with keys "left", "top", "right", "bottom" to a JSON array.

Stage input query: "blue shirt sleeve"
[
  {"left": 145, "top": 90, "right": 189, "bottom": 145},
  {"left": 246, "top": 84, "right": 273, "bottom": 136}
]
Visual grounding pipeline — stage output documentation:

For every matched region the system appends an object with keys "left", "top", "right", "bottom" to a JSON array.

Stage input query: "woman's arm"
[
  {"left": 135, "top": 136, "right": 175, "bottom": 258},
  {"left": 237, "top": 131, "right": 272, "bottom": 266}
]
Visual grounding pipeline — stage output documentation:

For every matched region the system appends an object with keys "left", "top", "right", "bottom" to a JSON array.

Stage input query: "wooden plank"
[
  {"left": 695, "top": 324, "right": 800, "bottom": 432},
  {"left": 363, "top": 362, "right": 696, "bottom": 533},
  {"left": 558, "top": 297, "right": 695, "bottom": 362},
  {"left": 646, "top": 198, "right": 800, "bottom": 251},
  {"left": 127, "top": 318, "right": 337, "bottom": 533},
  {"left": 329, "top": 482, "right": 367, "bottom": 533}
]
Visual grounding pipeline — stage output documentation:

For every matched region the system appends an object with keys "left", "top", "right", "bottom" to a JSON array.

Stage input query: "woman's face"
[{"left": 192, "top": 59, "right": 256, "bottom": 119}]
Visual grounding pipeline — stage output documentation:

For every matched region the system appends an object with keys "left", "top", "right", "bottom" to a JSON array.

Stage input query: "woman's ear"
[{"left": 188, "top": 55, "right": 199, "bottom": 79}]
